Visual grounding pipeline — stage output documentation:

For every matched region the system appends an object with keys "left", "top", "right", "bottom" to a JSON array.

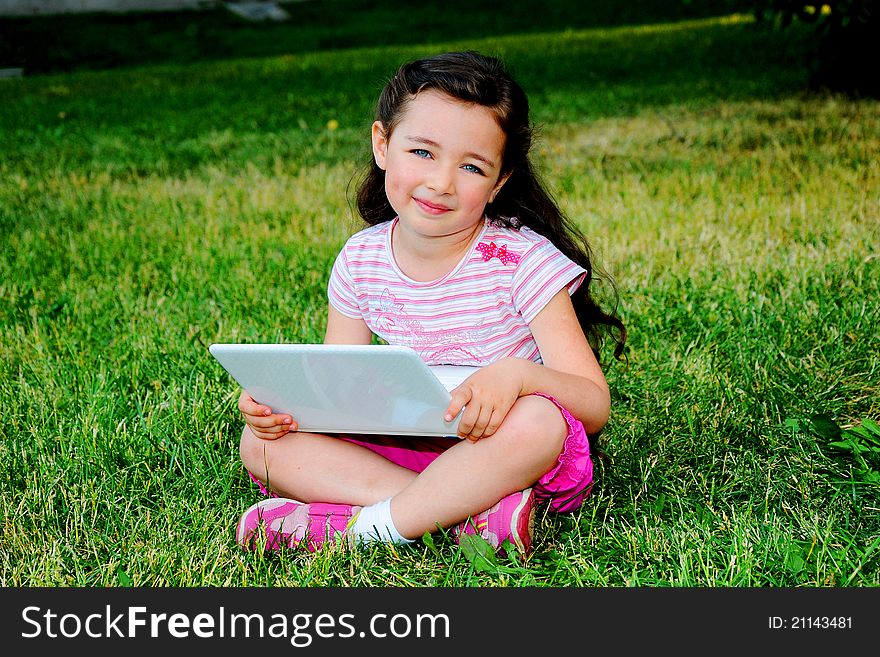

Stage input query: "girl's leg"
[
  {"left": 390, "top": 394, "right": 568, "bottom": 538},
  {"left": 240, "top": 394, "right": 568, "bottom": 541},
  {"left": 239, "top": 426, "right": 417, "bottom": 505}
]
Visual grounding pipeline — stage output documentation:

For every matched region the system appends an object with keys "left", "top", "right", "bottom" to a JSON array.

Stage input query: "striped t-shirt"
[{"left": 327, "top": 217, "right": 586, "bottom": 366}]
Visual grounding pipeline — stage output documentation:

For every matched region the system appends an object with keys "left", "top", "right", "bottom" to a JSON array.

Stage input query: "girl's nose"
[{"left": 426, "top": 165, "right": 454, "bottom": 194}]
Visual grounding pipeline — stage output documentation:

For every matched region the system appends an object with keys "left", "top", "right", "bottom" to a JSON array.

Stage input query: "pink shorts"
[{"left": 250, "top": 393, "right": 593, "bottom": 514}]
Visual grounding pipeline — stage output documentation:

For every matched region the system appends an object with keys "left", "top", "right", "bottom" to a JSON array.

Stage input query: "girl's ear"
[{"left": 371, "top": 121, "right": 388, "bottom": 170}]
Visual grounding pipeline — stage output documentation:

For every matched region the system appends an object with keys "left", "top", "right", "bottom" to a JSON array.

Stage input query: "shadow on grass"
[
  {"left": 0, "top": 11, "right": 814, "bottom": 182},
  {"left": 1, "top": 0, "right": 756, "bottom": 75}
]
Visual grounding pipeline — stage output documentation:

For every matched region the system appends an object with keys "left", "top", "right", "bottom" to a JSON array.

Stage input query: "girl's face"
[{"left": 371, "top": 90, "right": 510, "bottom": 240}]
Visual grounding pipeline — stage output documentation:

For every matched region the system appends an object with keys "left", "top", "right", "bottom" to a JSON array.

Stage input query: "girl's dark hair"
[{"left": 356, "top": 51, "right": 626, "bottom": 362}]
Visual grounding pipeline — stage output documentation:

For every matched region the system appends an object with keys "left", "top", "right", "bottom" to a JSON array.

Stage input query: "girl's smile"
[{"left": 413, "top": 196, "right": 453, "bottom": 215}]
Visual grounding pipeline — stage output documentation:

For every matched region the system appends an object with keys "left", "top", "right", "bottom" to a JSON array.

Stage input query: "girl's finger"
[
  {"left": 445, "top": 386, "right": 472, "bottom": 422},
  {"left": 239, "top": 393, "right": 270, "bottom": 416},
  {"left": 457, "top": 402, "right": 482, "bottom": 440},
  {"left": 246, "top": 414, "right": 296, "bottom": 431},
  {"left": 482, "top": 408, "right": 505, "bottom": 438},
  {"left": 253, "top": 423, "right": 293, "bottom": 440},
  {"left": 254, "top": 429, "right": 282, "bottom": 441},
  {"left": 468, "top": 405, "right": 494, "bottom": 440}
]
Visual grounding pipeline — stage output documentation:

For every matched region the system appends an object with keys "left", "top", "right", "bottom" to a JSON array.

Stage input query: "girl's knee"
[
  {"left": 504, "top": 395, "right": 568, "bottom": 454},
  {"left": 239, "top": 425, "right": 269, "bottom": 475}
]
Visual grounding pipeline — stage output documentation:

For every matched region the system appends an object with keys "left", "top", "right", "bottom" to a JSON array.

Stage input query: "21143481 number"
[{"left": 769, "top": 616, "right": 853, "bottom": 630}]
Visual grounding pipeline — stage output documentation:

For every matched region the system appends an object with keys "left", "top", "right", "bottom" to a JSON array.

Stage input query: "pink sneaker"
[
  {"left": 236, "top": 498, "right": 360, "bottom": 552},
  {"left": 453, "top": 488, "right": 535, "bottom": 555}
]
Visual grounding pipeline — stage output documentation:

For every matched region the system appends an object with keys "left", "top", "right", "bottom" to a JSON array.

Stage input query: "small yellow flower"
[
  {"left": 58, "top": 111, "right": 67, "bottom": 120},
  {"left": 820, "top": 4, "right": 832, "bottom": 15},
  {"left": 326, "top": 119, "right": 339, "bottom": 131}
]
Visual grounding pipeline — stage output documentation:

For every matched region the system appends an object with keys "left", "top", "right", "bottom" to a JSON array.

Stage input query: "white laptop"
[{"left": 209, "top": 343, "right": 479, "bottom": 438}]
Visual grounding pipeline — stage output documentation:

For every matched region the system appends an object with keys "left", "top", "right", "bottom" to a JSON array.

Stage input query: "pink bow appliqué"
[{"left": 476, "top": 241, "right": 520, "bottom": 265}]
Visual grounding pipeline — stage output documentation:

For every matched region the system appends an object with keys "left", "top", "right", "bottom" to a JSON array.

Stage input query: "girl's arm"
[
  {"left": 323, "top": 305, "right": 374, "bottom": 345},
  {"left": 518, "top": 288, "right": 611, "bottom": 435},
  {"left": 239, "top": 306, "right": 373, "bottom": 440},
  {"left": 446, "top": 288, "right": 610, "bottom": 439}
]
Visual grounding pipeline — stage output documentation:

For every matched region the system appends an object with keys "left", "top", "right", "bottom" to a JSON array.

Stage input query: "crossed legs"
[{"left": 239, "top": 394, "right": 567, "bottom": 539}]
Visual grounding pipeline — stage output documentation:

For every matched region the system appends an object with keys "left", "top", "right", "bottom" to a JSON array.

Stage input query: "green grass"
[
  {"left": 0, "top": 0, "right": 756, "bottom": 74},
  {"left": 1, "top": 2, "right": 878, "bottom": 587}
]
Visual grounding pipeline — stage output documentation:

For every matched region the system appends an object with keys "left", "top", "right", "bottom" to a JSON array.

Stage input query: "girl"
[{"left": 236, "top": 51, "right": 626, "bottom": 556}]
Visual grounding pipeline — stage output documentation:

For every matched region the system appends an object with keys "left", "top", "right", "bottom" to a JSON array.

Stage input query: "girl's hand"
[
  {"left": 238, "top": 389, "right": 297, "bottom": 441},
  {"left": 445, "top": 358, "right": 525, "bottom": 442}
]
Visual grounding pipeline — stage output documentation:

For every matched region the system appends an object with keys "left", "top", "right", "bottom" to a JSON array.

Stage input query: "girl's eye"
[
  {"left": 462, "top": 163, "right": 485, "bottom": 176},
  {"left": 410, "top": 149, "right": 432, "bottom": 159}
]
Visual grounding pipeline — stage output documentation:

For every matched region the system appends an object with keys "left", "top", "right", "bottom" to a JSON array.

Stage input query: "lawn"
[{"left": 1, "top": 1, "right": 878, "bottom": 587}]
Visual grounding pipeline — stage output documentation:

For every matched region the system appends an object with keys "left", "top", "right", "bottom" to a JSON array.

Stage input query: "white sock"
[{"left": 349, "top": 498, "right": 413, "bottom": 545}]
